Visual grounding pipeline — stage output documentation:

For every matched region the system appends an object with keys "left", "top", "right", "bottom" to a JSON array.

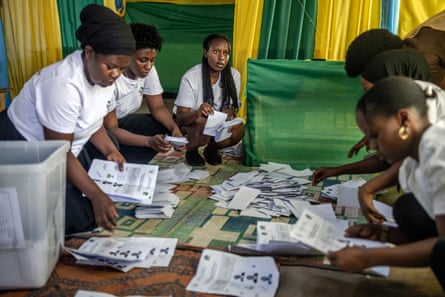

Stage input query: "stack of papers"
[
  {"left": 233, "top": 204, "right": 391, "bottom": 277},
  {"left": 186, "top": 249, "right": 279, "bottom": 297},
  {"left": 135, "top": 192, "right": 180, "bottom": 219},
  {"left": 231, "top": 203, "right": 343, "bottom": 256},
  {"left": 156, "top": 163, "right": 209, "bottom": 184},
  {"left": 133, "top": 162, "right": 210, "bottom": 219},
  {"left": 291, "top": 208, "right": 391, "bottom": 276},
  {"left": 210, "top": 162, "right": 314, "bottom": 219},
  {"left": 65, "top": 237, "right": 177, "bottom": 272},
  {"left": 88, "top": 159, "right": 158, "bottom": 205}
]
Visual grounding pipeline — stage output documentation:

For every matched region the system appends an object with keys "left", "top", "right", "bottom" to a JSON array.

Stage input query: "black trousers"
[
  {"left": 393, "top": 193, "right": 438, "bottom": 241},
  {"left": 393, "top": 193, "right": 445, "bottom": 290},
  {"left": 117, "top": 113, "right": 169, "bottom": 164},
  {"left": 66, "top": 130, "right": 121, "bottom": 235},
  {"left": 431, "top": 238, "right": 445, "bottom": 291}
]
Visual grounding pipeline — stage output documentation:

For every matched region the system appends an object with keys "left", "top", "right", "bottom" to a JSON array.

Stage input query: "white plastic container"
[{"left": 0, "top": 140, "right": 69, "bottom": 289}]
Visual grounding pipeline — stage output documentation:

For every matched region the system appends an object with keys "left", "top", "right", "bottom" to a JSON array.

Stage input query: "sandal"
[
  {"left": 185, "top": 149, "right": 205, "bottom": 166},
  {"left": 204, "top": 146, "right": 222, "bottom": 165}
]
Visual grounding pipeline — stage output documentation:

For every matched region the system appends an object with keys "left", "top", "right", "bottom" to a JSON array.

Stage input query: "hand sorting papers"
[
  {"left": 186, "top": 249, "right": 279, "bottom": 297},
  {"left": 291, "top": 208, "right": 391, "bottom": 276},
  {"left": 88, "top": 159, "right": 158, "bottom": 205},
  {"left": 65, "top": 237, "right": 177, "bottom": 272},
  {"left": 164, "top": 135, "right": 188, "bottom": 147},
  {"left": 203, "top": 110, "right": 244, "bottom": 142}
]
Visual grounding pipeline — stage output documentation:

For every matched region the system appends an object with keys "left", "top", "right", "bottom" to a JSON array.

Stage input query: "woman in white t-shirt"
[
  {"left": 103, "top": 23, "right": 183, "bottom": 164},
  {"left": 312, "top": 49, "right": 445, "bottom": 225},
  {"left": 0, "top": 4, "right": 135, "bottom": 235},
  {"left": 174, "top": 33, "right": 244, "bottom": 166},
  {"left": 327, "top": 76, "right": 445, "bottom": 291}
]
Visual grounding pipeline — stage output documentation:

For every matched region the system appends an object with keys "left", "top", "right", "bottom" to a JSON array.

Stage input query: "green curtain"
[
  {"left": 57, "top": 0, "right": 104, "bottom": 57},
  {"left": 124, "top": 2, "right": 234, "bottom": 94},
  {"left": 244, "top": 59, "right": 365, "bottom": 169},
  {"left": 257, "top": 0, "right": 317, "bottom": 59}
]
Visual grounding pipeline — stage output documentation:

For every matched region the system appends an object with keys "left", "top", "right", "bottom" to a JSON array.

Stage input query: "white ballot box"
[{"left": 0, "top": 141, "right": 69, "bottom": 289}]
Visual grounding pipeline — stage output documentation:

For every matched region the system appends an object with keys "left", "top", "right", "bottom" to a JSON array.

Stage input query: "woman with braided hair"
[{"left": 174, "top": 33, "right": 244, "bottom": 166}]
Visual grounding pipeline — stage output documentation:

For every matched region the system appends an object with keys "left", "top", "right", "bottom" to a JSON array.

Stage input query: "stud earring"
[{"left": 398, "top": 126, "right": 409, "bottom": 140}]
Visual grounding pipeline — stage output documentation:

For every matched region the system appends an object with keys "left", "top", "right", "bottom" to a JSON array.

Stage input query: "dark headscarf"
[
  {"left": 76, "top": 4, "right": 135, "bottom": 56},
  {"left": 362, "top": 49, "right": 430, "bottom": 83},
  {"left": 345, "top": 29, "right": 403, "bottom": 77}
]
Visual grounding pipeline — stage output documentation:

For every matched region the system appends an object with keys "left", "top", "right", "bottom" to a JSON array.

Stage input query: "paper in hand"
[
  {"left": 203, "top": 111, "right": 227, "bottom": 136},
  {"left": 164, "top": 135, "right": 188, "bottom": 147}
]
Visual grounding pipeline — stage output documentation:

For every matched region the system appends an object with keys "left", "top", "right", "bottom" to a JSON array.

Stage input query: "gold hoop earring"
[{"left": 398, "top": 126, "right": 409, "bottom": 140}]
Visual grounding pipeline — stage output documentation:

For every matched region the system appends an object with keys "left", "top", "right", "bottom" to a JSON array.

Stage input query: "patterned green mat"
[{"left": 109, "top": 151, "right": 396, "bottom": 249}]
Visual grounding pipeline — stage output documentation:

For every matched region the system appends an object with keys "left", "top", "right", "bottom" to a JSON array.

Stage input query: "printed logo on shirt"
[{"left": 106, "top": 99, "right": 114, "bottom": 110}]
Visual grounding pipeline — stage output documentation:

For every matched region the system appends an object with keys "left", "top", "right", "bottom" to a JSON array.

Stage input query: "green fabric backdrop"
[
  {"left": 258, "top": 0, "right": 317, "bottom": 59},
  {"left": 124, "top": 2, "right": 234, "bottom": 94},
  {"left": 57, "top": 0, "right": 104, "bottom": 57},
  {"left": 244, "top": 59, "right": 366, "bottom": 169}
]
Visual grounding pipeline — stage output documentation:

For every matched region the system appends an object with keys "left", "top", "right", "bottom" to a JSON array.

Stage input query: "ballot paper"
[
  {"left": 336, "top": 178, "right": 367, "bottom": 208},
  {"left": 164, "top": 135, "right": 188, "bottom": 147},
  {"left": 157, "top": 163, "right": 192, "bottom": 184},
  {"left": 214, "top": 117, "right": 244, "bottom": 142},
  {"left": 291, "top": 209, "right": 346, "bottom": 254},
  {"left": 65, "top": 237, "right": 177, "bottom": 273},
  {"left": 255, "top": 221, "right": 322, "bottom": 256},
  {"left": 88, "top": 159, "right": 158, "bottom": 205},
  {"left": 0, "top": 187, "right": 25, "bottom": 249},
  {"left": 203, "top": 110, "right": 227, "bottom": 136},
  {"left": 135, "top": 192, "right": 180, "bottom": 219},
  {"left": 186, "top": 249, "right": 279, "bottom": 297},
  {"left": 227, "top": 186, "right": 261, "bottom": 210},
  {"left": 203, "top": 110, "right": 243, "bottom": 142},
  {"left": 291, "top": 209, "right": 390, "bottom": 276}
]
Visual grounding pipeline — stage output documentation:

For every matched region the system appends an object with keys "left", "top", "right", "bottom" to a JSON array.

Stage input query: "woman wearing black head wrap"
[{"left": 0, "top": 4, "right": 136, "bottom": 235}]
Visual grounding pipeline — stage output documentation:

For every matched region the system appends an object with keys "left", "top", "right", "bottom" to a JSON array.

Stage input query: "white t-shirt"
[
  {"left": 398, "top": 81, "right": 445, "bottom": 218},
  {"left": 110, "top": 65, "right": 164, "bottom": 119},
  {"left": 174, "top": 63, "right": 241, "bottom": 113},
  {"left": 414, "top": 80, "right": 445, "bottom": 123},
  {"left": 7, "top": 51, "right": 114, "bottom": 157},
  {"left": 398, "top": 120, "right": 445, "bottom": 219}
]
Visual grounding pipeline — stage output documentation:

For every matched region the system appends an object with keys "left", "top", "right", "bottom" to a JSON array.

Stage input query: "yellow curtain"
[
  {"left": 398, "top": 0, "right": 445, "bottom": 37},
  {"left": 0, "top": 0, "right": 63, "bottom": 98},
  {"left": 232, "top": 0, "right": 263, "bottom": 119},
  {"left": 314, "top": 0, "right": 380, "bottom": 61}
]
